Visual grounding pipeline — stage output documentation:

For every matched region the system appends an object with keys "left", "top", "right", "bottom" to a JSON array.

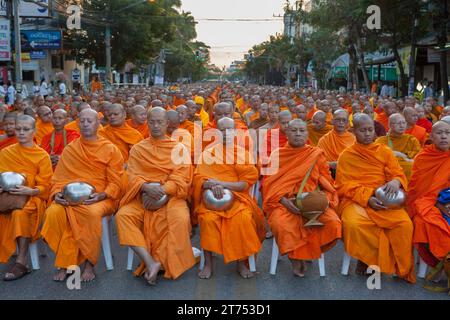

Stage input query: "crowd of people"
[{"left": 0, "top": 82, "right": 449, "bottom": 294}]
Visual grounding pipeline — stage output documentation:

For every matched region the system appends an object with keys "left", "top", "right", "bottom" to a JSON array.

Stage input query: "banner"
[
  {"left": 0, "top": 0, "right": 51, "bottom": 17},
  {"left": 0, "top": 18, "right": 10, "bottom": 61},
  {"left": 20, "top": 30, "right": 61, "bottom": 50}
]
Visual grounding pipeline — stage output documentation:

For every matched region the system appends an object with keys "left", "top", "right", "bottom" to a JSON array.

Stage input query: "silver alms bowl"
[
  {"left": 63, "top": 182, "right": 95, "bottom": 205},
  {"left": 203, "top": 188, "right": 234, "bottom": 211},
  {"left": 375, "top": 187, "right": 405, "bottom": 209},
  {"left": 0, "top": 172, "right": 26, "bottom": 192}
]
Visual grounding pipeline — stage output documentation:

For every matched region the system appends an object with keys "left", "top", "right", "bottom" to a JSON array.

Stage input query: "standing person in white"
[
  {"left": 40, "top": 78, "right": 48, "bottom": 98},
  {"left": 58, "top": 80, "right": 67, "bottom": 99},
  {"left": 7, "top": 81, "right": 16, "bottom": 105}
]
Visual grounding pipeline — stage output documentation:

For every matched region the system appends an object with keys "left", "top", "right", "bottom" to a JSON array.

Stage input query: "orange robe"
[
  {"left": 203, "top": 120, "right": 250, "bottom": 151},
  {"left": 126, "top": 119, "right": 149, "bottom": 138},
  {"left": 307, "top": 123, "right": 332, "bottom": 146},
  {"left": 405, "top": 125, "right": 428, "bottom": 147},
  {"left": 116, "top": 136, "right": 195, "bottom": 279},
  {"left": 265, "top": 126, "right": 288, "bottom": 157},
  {"left": 98, "top": 124, "right": 143, "bottom": 162},
  {"left": 41, "top": 137, "right": 125, "bottom": 268},
  {"left": 40, "top": 129, "right": 80, "bottom": 156},
  {"left": 335, "top": 142, "right": 416, "bottom": 283},
  {"left": 407, "top": 145, "right": 450, "bottom": 265},
  {"left": 375, "top": 134, "right": 421, "bottom": 180},
  {"left": 262, "top": 145, "right": 341, "bottom": 259},
  {"left": 0, "top": 143, "right": 52, "bottom": 263},
  {"left": 193, "top": 145, "right": 266, "bottom": 263},
  {"left": 306, "top": 107, "right": 318, "bottom": 121},
  {"left": 0, "top": 136, "right": 18, "bottom": 150},
  {"left": 35, "top": 119, "right": 54, "bottom": 145},
  {"left": 375, "top": 112, "right": 390, "bottom": 131},
  {"left": 317, "top": 130, "right": 356, "bottom": 162},
  {"left": 64, "top": 120, "right": 80, "bottom": 133}
]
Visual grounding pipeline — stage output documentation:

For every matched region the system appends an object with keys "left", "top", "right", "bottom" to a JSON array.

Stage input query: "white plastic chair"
[
  {"left": 269, "top": 238, "right": 325, "bottom": 276},
  {"left": 29, "top": 242, "right": 40, "bottom": 270},
  {"left": 101, "top": 216, "right": 114, "bottom": 271}
]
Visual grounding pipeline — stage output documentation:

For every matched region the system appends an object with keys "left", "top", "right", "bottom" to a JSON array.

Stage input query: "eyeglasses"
[{"left": 391, "top": 121, "right": 406, "bottom": 125}]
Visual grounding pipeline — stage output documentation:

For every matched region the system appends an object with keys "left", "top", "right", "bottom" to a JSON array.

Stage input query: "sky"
[{"left": 180, "top": 0, "right": 285, "bottom": 68}]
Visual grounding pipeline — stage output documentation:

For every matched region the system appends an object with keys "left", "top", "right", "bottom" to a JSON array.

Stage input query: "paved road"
[{"left": 0, "top": 220, "right": 448, "bottom": 300}]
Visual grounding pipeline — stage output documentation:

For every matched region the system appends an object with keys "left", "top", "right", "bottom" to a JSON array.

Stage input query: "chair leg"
[
  {"left": 101, "top": 217, "right": 114, "bottom": 271},
  {"left": 417, "top": 257, "right": 428, "bottom": 279},
  {"left": 127, "top": 247, "right": 134, "bottom": 271},
  {"left": 199, "top": 249, "right": 205, "bottom": 271},
  {"left": 318, "top": 254, "right": 326, "bottom": 277},
  {"left": 341, "top": 251, "right": 351, "bottom": 275},
  {"left": 29, "top": 242, "right": 40, "bottom": 270},
  {"left": 269, "top": 239, "right": 279, "bottom": 275},
  {"left": 248, "top": 255, "right": 256, "bottom": 272}
]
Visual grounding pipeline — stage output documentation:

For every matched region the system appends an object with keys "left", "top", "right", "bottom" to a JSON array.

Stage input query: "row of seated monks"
[{"left": 0, "top": 84, "right": 449, "bottom": 293}]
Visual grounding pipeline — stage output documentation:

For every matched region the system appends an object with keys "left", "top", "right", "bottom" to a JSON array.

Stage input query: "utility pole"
[
  {"left": 13, "top": 0, "right": 21, "bottom": 87},
  {"left": 408, "top": 7, "right": 419, "bottom": 97},
  {"left": 105, "top": 2, "right": 111, "bottom": 85}
]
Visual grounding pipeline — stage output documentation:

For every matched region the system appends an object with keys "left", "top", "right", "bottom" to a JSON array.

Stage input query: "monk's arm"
[
  {"left": 214, "top": 181, "right": 248, "bottom": 192},
  {"left": 163, "top": 164, "right": 192, "bottom": 198},
  {"left": 405, "top": 137, "right": 421, "bottom": 159},
  {"left": 104, "top": 149, "right": 125, "bottom": 200},
  {"left": 34, "top": 155, "right": 54, "bottom": 200},
  {"left": 384, "top": 148, "right": 408, "bottom": 189}
]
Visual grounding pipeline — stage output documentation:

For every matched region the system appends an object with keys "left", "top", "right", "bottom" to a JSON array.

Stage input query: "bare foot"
[
  {"left": 355, "top": 260, "right": 372, "bottom": 276},
  {"left": 144, "top": 262, "right": 161, "bottom": 285},
  {"left": 81, "top": 263, "right": 96, "bottom": 282},
  {"left": 292, "top": 260, "right": 306, "bottom": 277},
  {"left": 237, "top": 261, "right": 254, "bottom": 279},
  {"left": 198, "top": 263, "right": 212, "bottom": 279},
  {"left": 53, "top": 268, "right": 68, "bottom": 282}
]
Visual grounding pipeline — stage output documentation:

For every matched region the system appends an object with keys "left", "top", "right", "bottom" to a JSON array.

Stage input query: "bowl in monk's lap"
[
  {"left": 296, "top": 191, "right": 328, "bottom": 227},
  {"left": 375, "top": 187, "right": 405, "bottom": 209},
  {"left": 141, "top": 182, "right": 168, "bottom": 210},
  {"left": 0, "top": 172, "right": 26, "bottom": 192},
  {"left": 203, "top": 188, "right": 234, "bottom": 211},
  {"left": 62, "top": 182, "right": 95, "bottom": 205}
]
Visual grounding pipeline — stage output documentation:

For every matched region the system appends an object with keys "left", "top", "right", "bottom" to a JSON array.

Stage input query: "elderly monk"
[
  {"left": 249, "top": 102, "right": 269, "bottom": 130},
  {"left": 407, "top": 120, "right": 450, "bottom": 282},
  {"left": 41, "top": 109, "right": 125, "bottom": 282},
  {"left": 335, "top": 113, "right": 415, "bottom": 283},
  {"left": 404, "top": 106, "right": 428, "bottom": 146},
  {"left": 0, "top": 115, "right": 52, "bottom": 280},
  {"left": 126, "top": 105, "right": 149, "bottom": 138},
  {"left": 317, "top": 109, "right": 356, "bottom": 172},
  {"left": 0, "top": 112, "right": 18, "bottom": 150},
  {"left": 35, "top": 106, "right": 54, "bottom": 145},
  {"left": 98, "top": 103, "right": 143, "bottom": 162},
  {"left": 375, "top": 113, "right": 421, "bottom": 180},
  {"left": 116, "top": 107, "right": 195, "bottom": 285},
  {"left": 193, "top": 117, "right": 266, "bottom": 279},
  {"left": 265, "top": 110, "right": 292, "bottom": 157},
  {"left": 307, "top": 110, "right": 332, "bottom": 146},
  {"left": 262, "top": 119, "right": 341, "bottom": 277},
  {"left": 41, "top": 109, "right": 80, "bottom": 168}
]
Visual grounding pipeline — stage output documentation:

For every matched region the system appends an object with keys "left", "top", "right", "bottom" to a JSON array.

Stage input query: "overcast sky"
[{"left": 181, "top": 0, "right": 285, "bottom": 68}]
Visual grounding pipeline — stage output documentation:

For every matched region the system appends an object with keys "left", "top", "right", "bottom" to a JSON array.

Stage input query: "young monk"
[
  {"left": 0, "top": 115, "right": 53, "bottom": 281},
  {"left": 41, "top": 109, "right": 125, "bottom": 282},
  {"left": 126, "top": 105, "right": 149, "bottom": 138},
  {"left": 404, "top": 107, "right": 428, "bottom": 146},
  {"left": 262, "top": 119, "right": 341, "bottom": 277},
  {"left": 335, "top": 113, "right": 416, "bottom": 283},
  {"left": 307, "top": 110, "right": 332, "bottom": 146},
  {"left": 35, "top": 106, "right": 54, "bottom": 145},
  {"left": 0, "top": 112, "right": 18, "bottom": 150},
  {"left": 116, "top": 107, "right": 195, "bottom": 285}
]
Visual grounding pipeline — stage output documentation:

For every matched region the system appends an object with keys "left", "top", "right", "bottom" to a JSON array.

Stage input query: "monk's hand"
[
  {"left": 368, "top": 196, "right": 387, "bottom": 210},
  {"left": 8, "top": 185, "right": 38, "bottom": 196},
  {"left": 211, "top": 184, "right": 225, "bottom": 199},
  {"left": 83, "top": 192, "right": 107, "bottom": 205},
  {"left": 54, "top": 192, "right": 69, "bottom": 206},
  {"left": 383, "top": 179, "right": 401, "bottom": 199},
  {"left": 203, "top": 179, "right": 220, "bottom": 190},
  {"left": 142, "top": 183, "right": 165, "bottom": 201},
  {"left": 280, "top": 197, "right": 301, "bottom": 215},
  {"left": 393, "top": 151, "right": 408, "bottom": 160}
]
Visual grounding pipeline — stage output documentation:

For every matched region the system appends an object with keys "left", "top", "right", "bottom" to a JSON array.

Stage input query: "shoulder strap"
[
  {"left": 296, "top": 159, "right": 318, "bottom": 209},
  {"left": 387, "top": 133, "right": 394, "bottom": 149},
  {"left": 50, "top": 130, "right": 67, "bottom": 154}
]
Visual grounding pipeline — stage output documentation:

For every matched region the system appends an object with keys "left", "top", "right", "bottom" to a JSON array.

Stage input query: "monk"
[
  {"left": 293, "top": 104, "right": 308, "bottom": 122},
  {"left": 35, "top": 106, "right": 54, "bottom": 145},
  {"left": 244, "top": 95, "right": 261, "bottom": 125},
  {"left": 376, "top": 102, "right": 398, "bottom": 131},
  {"left": 317, "top": 109, "right": 356, "bottom": 172},
  {"left": 249, "top": 102, "right": 269, "bottom": 130},
  {"left": 41, "top": 109, "right": 80, "bottom": 168},
  {"left": 126, "top": 105, "right": 149, "bottom": 138},
  {"left": 265, "top": 110, "right": 292, "bottom": 157},
  {"left": 0, "top": 115, "right": 53, "bottom": 280},
  {"left": 416, "top": 105, "right": 432, "bottom": 133},
  {"left": 335, "top": 113, "right": 416, "bottom": 283},
  {"left": 404, "top": 107, "right": 428, "bottom": 146},
  {"left": 261, "top": 104, "right": 279, "bottom": 130},
  {"left": 65, "top": 102, "right": 92, "bottom": 133},
  {"left": 177, "top": 105, "right": 195, "bottom": 136},
  {"left": 41, "top": 109, "right": 125, "bottom": 282},
  {"left": 193, "top": 117, "right": 266, "bottom": 279},
  {"left": 116, "top": 107, "right": 195, "bottom": 285},
  {"left": 375, "top": 113, "right": 421, "bottom": 180},
  {"left": 262, "top": 119, "right": 341, "bottom": 277},
  {"left": 0, "top": 112, "right": 18, "bottom": 150},
  {"left": 307, "top": 110, "right": 332, "bottom": 146},
  {"left": 407, "top": 120, "right": 450, "bottom": 283},
  {"left": 440, "top": 106, "right": 450, "bottom": 119},
  {"left": 363, "top": 105, "right": 386, "bottom": 137},
  {"left": 185, "top": 100, "right": 202, "bottom": 124},
  {"left": 194, "top": 96, "right": 209, "bottom": 127},
  {"left": 98, "top": 103, "right": 143, "bottom": 162}
]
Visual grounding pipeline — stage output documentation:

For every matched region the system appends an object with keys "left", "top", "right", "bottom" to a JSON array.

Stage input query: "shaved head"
[
  {"left": 148, "top": 107, "right": 168, "bottom": 139},
  {"left": 286, "top": 119, "right": 308, "bottom": 148},
  {"left": 332, "top": 109, "right": 349, "bottom": 133},
  {"left": 166, "top": 110, "right": 180, "bottom": 135},
  {"left": 431, "top": 120, "right": 450, "bottom": 151},
  {"left": 217, "top": 117, "right": 235, "bottom": 145},
  {"left": 312, "top": 110, "right": 327, "bottom": 130},
  {"left": 131, "top": 105, "right": 147, "bottom": 125},
  {"left": 16, "top": 114, "right": 36, "bottom": 129},
  {"left": 353, "top": 113, "right": 375, "bottom": 145},
  {"left": 37, "top": 105, "right": 52, "bottom": 123},
  {"left": 213, "top": 102, "right": 233, "bottom": 121},
  {"left": 441, "top": 115, "right": 450, "bottom": 125}
]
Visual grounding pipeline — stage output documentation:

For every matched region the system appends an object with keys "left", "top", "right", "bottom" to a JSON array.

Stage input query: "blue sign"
[
  {"left": 30, "top": 51, "right": 46, "bottom": 59},
  {"left": 20, "top": 30, "right": 61, "bottom": 50}
]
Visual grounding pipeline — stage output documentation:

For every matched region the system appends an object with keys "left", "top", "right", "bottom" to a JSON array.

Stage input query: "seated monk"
[
  {"left": 317, "top": 109, "right": 356, "bottom": 173},
  {"left": 375, "top": 113, "right": 421, "bottom": 180},
  {"left": 415, "top": 105, "right": 432, "bottom": 133},
  {"left": 265, "top": 110, "right": 292, "bottom": 158},
  {"left": 442, "top": 116, "right": 450, "bottom": 125},
  {"left": 307, "top": 110, "right": 332, "bottom": 146},
  {"left": 293, "top": 104, "right": 308, "bottom": 122},
  {"left": 0, "top": 112, "right": 18, "bottom": 150},
  {"left": 177, "top": 105, "right": 196, "bottom": 137},
  {"left": 262, "top": 119, "right": 341, "bottom": 277},
  {"left": 65, "top": 102, "right": 93, "bottom": 133},
  {"left": 404, "top": 107, "right": 428, "bottom": 146},
  {"left": 260, "top": 104, "right": 279, "bottom": 130},
  {"left": 0, "top": 115, "right": 53, "bottom": 281},
  {"left": 98, "top": 103, "right": 143, "bottom": 163},
  {"left": 440, "top": 106, "right": 450, "bottom": 119},
  {"left": 249, "top": 102, "right": 269, "bottom": 130},
  {"left": 41, "top": 109, "right": 125, "bottom": 282},
  {"left": 244, "top": 95, "right": 261, "bottom": 125},
  {"left": 35, "top": 106, "right": 54, "bottom": 145},
  {"left": 193, "top": 117, "right": 266, "bottom": 279},
  {"left": 407, "top": 120, "right": 450, "bottom": 285},
  {"left": 335, "top": 113, "right": 416, "bottom": 283},
  {"left": 116, "top": 107, "right": 195, "bottom": 285},
  {"left": 126, "top": 105, "right": 149, "bottom": 138},
  {"left": 376, "top": 101, "right": 398, "bottom": 131},
  {"left": 194, "top": 96, "right": 209, "bottom": 127},
  {"left": 363, "top": 105, "right": 386, "bottom": 138},
  {"left": 185, "top": 100, "right": 202, "bottom": 124},
  {"left": 41, "top": 109, "right": 80, "bottom": 168}
]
